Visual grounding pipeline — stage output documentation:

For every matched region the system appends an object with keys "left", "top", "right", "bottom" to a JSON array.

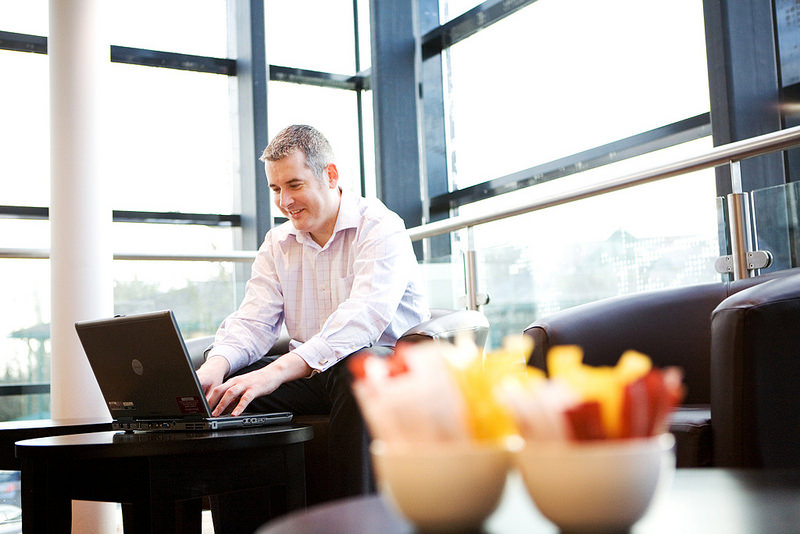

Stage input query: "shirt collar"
[{"left": 282, "top": 189, "right": 356, "bottom": 247}]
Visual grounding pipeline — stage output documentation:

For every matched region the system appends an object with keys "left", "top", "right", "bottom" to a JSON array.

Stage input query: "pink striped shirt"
[{"left": 208, "top": 192, "right": 430, "bottom": 373}]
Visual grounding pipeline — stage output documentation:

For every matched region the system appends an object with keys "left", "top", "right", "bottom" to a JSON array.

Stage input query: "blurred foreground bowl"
[
  {"left": 512, "top": 433, "right": 675, "bottom": 533},
  {"left": 370, "top": 440, "right": 509, "bottom": 531}
]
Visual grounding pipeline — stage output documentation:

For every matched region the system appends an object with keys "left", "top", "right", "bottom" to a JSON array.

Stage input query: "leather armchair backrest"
[
  {"left": 523, "top": 267, "right": 800, "bottom": 408},
  {"left": 524, "top": 283, "right": 728, "bottom": 404},
  {"left": 710, "top": 269, "right": 800, "bottom": 467}
]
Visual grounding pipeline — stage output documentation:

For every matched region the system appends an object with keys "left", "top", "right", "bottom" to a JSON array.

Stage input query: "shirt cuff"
[
  {"left": 205, "top": 345, "right": 244, "bottom": 375},
  {"left": 291, "top": 336, "right": 338, "bottom": 373}
]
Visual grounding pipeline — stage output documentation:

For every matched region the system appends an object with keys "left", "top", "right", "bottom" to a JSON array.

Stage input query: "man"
[{"left": 196, "top": 124, "right": 429, "bottom": 499}]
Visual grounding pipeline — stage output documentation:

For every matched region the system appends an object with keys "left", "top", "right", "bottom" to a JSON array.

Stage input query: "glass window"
[
  {"left": 105, "top": 63, "right": 235, "bottom": 214},
  {"left": 107, "top": 0, "right": 228, "bottom": 57},
  {"left": 0, "top": 50, "right": 49, "bottom": 206},
  {"left": 0, "top": 220, "right": 49, "bottom": 250},
  {"left": 356, "top": 0, "right": 372, "bottom": 70},
  {"left": 112, "top": 222, "right": 237, "bottom": 255},
  {"left": 439, "top": 0, "right": 484, "bottom": 23},
  {"left": 443, "top": 0, "right": 710, "bottom": 190},
  {"left": 462, "top": 138, "right": 721, "bottom": 348},
  {"left": 0, "top": 255, "right": 243, "bottom": 419},
  {"left": 0, "top": 0, "right": 47, "bottom": 35},
  {"left": 360, "top": 91, "right": 377, "bottom": 198},
  {"left": 113, "top": 259, "right": 242, "bottom": 338},
  {"left": 265, "top": 0, "right": 357, "bottom": 73},
  {"left": 267, "top": 81, "right": 365, "bottom": 196},
  {"left": 0, "top": 259, "right": 50, "bottom": 410}
]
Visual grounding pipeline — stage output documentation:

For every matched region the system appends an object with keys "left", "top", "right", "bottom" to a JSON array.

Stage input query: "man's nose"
[{"left": 280, "top": 190, "right": 293, "bottom": 208}]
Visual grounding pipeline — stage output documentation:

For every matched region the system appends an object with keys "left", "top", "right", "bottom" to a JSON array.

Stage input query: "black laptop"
[{"left": 75, "top": 310, "right": 293, "bottom": 431}]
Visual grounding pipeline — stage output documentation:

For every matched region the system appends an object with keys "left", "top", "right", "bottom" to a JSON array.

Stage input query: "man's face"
[{"left": 266, "top": 150, "right": 340, "bottom": 246}]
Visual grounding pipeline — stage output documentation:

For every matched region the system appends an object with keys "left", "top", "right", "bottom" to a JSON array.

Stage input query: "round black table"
[
  {"left": 16, "top": 423, "right": 313, "bottom": 534},
  {"left": 0, "top": 418, "right": 112, "bottom": 470},
  {"left": 257, "top": 468, "right": 800, "bottom": 534}
]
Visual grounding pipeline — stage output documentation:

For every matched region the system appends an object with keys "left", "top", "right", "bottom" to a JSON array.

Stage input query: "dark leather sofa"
[{"left": 523, "top": 267, "right": 800, "bottom": 467}]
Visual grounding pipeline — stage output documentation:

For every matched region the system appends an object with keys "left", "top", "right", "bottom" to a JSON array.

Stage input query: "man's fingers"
[
  {"left": 209, "top": 382, "right": 236, "bottom": 416},
  {"left": 211, "top": 382, "right": 253, "bottom": 417},
  {"left": 209, "top": 367, "right": 278, "bottom": 417},
  {"left": 206, "top": 385, "right": 224, "bottom": 411},
  {"left": 231, "top": 391, "right": 255, "bottom": 417}
]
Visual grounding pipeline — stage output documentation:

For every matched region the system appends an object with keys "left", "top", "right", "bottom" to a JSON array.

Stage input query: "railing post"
[
  {"left": 715, "top": 160, "right": 773, "bottom": 278},
  {"left": 464, "top": 227, "right": 480, "bottom": 311},
  {"left": 726, "top": 191, "right": 753, "bottom": 280},
  {"left": 726, "top": 161, "right": 753, "bottom": 280}
]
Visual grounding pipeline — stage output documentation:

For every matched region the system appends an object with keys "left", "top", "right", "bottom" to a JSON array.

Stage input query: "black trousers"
[
  {"left": 210, "top": 348, "right": 389, "bottom": 533},
  {"left": 234, "top": 347, "right": 391, "bottom": 499}
]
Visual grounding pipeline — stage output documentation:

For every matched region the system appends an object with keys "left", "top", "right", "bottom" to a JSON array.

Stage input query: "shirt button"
[{"left": 320, "top": 358, "right": 328, "bottom": 365}]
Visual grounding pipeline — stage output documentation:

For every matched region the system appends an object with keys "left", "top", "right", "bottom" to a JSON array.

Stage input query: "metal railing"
[
  {"left": 0, "top": 248, "right": 257, "bottom": 262},
  {"left": 405, "top": 124, "right": 800, "bottom": 308},
  {"left": 406, "top": 124, "right": 800, "bottom": 241}
]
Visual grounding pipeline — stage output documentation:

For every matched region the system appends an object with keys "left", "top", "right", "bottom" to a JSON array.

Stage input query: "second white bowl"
[{"left": 512, "top": 433, "right": 675, "bottom": 533}]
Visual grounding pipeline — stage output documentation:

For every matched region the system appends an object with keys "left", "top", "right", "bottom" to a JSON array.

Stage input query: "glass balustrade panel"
[
  {"left": 751, "top": 181, "right": 800, "bottom": 273},
  {"left": 417, "top": 248, "right": 468, "bottom": 311}
]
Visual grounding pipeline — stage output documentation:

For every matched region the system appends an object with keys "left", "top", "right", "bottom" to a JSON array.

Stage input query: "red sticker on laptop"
[{"left": 176, "top": 396, "right": 205, "bottom": 414}]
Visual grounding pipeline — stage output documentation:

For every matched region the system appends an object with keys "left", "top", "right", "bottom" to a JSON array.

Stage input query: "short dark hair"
[{"left": 259, "top": 124, "right": 334, "bottom": 178}]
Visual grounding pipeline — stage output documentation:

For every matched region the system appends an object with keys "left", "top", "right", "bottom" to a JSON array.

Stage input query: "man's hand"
[
  {"left": 206, "top": 352, "right": 312, "bottom": 417},
  {"left": 195, "top": 356, "right": 231, "bottom": 396}
]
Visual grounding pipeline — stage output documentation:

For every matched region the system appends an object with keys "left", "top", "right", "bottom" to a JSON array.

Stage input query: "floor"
[{"left": 0, "top": 501, "right": 223, "bottom": 534}]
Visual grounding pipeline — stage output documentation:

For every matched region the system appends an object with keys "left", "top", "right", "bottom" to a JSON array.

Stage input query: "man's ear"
[{"left": 325, "top": 163, "right": 339, "bottom": 188}]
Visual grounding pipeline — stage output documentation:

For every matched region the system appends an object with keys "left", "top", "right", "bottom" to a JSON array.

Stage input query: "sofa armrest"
[
  {"left": 186, "top": 333, "right": 292, "bottom": 371},
  {"left": 398, "top": 309, "right": 490, "bottom": 349},
  {"left": 185, "top": 336, "right": 215, "bottom": 370}
]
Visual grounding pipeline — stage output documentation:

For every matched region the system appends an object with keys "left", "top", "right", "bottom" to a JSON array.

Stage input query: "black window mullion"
[
  {"left": 0, "top": 30, "right": 46, "bottom": 53},
  {"left": 421, "top": 0, "right": 540, "bottom": 59},
  {"left": 110, "top": 45, "right": 236, "bottom": 75},
  {"left": 1, "top": 30, "right": 370, "bottom": 91},
  {"left": 430, "top": 113, "right": 713, "bottom": 213}
]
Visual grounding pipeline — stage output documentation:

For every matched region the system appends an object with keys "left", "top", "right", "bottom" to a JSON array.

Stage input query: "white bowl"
[
  {"left": 370, "top": 440, "right": 510, "bottom": 531},
  {"left": 512, "top": 434, "right": 675, "bottom": 533}
]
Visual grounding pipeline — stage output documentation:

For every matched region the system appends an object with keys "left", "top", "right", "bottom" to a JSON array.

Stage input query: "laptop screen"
[{"left": 75, "top": 310, "right": 213, "bottom": 422}]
